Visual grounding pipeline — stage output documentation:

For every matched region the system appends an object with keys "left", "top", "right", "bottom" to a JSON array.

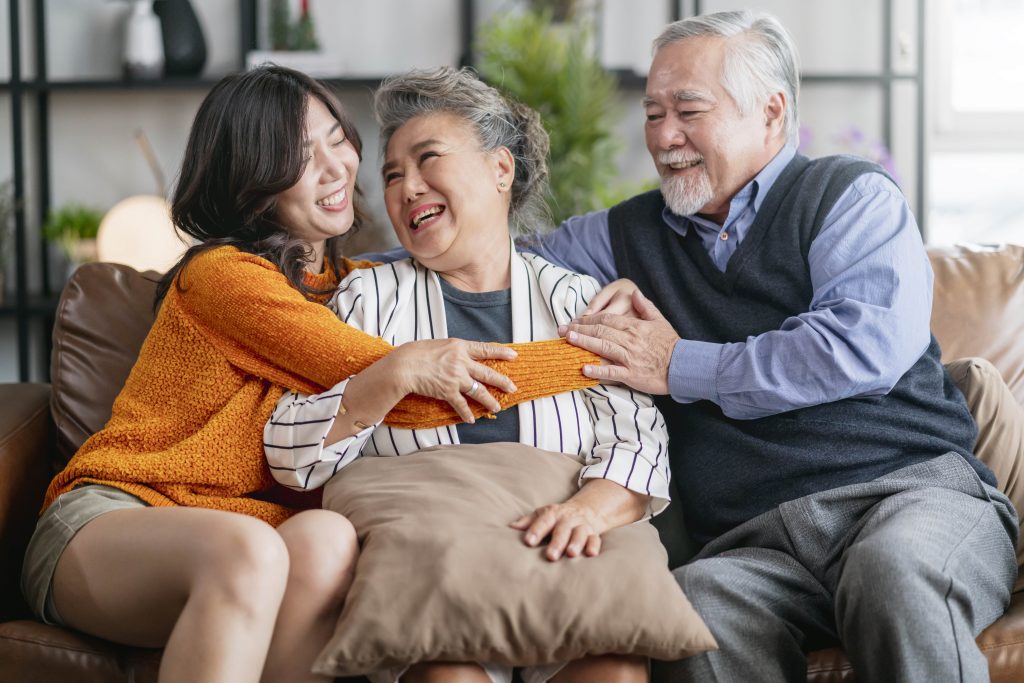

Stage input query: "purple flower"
[{"left": 798, "top": 126, "right": 814, "bottom": 152}]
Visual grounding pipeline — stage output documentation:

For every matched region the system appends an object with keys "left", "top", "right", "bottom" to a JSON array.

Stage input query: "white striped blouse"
[{"left": 264, "top": 245, "right": 671, "bottom": 517}]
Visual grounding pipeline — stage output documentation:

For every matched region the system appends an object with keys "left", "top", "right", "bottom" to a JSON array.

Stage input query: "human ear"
[
  {"left": 493, "top": 146, "right": 515, "bottom": 192},
  {"left": 764, "top": 92, "right": 786, "bottom": 133}
]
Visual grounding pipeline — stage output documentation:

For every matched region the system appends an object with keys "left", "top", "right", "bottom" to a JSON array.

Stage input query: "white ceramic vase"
[{"left": 124, "top": 0, "right": 164, "bottom": 79}]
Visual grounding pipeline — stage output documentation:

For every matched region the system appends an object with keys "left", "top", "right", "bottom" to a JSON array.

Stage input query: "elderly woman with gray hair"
[{"left": 263, "top": 66, "right": 671, "bottom": 683}]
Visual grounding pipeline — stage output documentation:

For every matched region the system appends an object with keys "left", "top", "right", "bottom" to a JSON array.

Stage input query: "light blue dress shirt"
[{"left": 529, "top": 146, "right": 934, "bottom": 419}]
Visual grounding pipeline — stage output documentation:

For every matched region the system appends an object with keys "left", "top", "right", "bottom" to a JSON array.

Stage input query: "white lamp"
[{"left": 96, "top": 195, "right": 191, "bottom": 273}]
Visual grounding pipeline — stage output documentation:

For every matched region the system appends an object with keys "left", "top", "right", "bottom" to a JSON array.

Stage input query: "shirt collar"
[{"left": 661, "top": 144, "right": 797, "bottom": 236}]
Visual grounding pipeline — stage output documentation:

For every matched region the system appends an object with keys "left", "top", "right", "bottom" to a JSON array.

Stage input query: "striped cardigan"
[{"left": 264, "top": 246, "right": 671, "bottom": 515}]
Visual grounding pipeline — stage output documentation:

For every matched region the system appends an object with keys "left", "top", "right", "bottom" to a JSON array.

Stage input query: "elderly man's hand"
[{"left": 559, "top": 290, "right": 679, "bottom": 395}]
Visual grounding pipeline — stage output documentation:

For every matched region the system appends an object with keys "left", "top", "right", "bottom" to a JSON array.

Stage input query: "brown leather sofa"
[{"left": 2, "top": 244, "right": 1024, "bottom": 682}]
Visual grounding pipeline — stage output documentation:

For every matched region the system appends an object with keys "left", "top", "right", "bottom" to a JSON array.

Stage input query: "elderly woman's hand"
[
  {"left": 510, "top": 479, "right": 649, "bottom": 561},
  {"left": 580, "top": 278, "right": 642, "bottom": 317},
  {"left": 389, "top": 339, "right": 519, "bottom": 423}
]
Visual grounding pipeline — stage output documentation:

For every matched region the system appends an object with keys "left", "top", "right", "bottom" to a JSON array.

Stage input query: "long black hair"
[{"left": 156, "top": 65, "right": 365, "bottom": 306}]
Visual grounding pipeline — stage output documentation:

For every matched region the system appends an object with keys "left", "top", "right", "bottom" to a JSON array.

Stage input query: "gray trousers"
[{"left": 653, "top": 453, "right": 1019, "bottom": 683}]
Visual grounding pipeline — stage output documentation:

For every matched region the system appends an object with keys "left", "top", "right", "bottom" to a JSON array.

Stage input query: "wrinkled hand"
[
  {"left": 559, "top": 290, "right": 679, "bottom": 395},
  {"left": 510, "top": 500, "right": 607, "bottom": 561},
  {"left": 388, "top": 339, "right": 517, "bottom": 423},
  {"left": 583, "top": 278, "right": 642, "bottom": 317}
]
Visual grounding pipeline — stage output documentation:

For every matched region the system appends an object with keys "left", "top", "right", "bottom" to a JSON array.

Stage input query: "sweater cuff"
[{"left": 498, "top": 338, "right": 600, "bottom": 406}]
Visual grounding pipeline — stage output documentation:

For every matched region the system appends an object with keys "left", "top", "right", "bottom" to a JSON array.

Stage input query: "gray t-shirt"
[{"left": 439, "top": 276, "right": 520, "bottom": 444}]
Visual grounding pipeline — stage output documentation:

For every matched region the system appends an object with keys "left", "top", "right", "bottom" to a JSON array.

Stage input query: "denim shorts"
[{"left": 21, "top": 484, "right": 148, "bottom": 625}]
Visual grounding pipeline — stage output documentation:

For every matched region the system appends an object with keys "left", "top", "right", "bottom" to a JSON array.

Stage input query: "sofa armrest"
[{"left": 0, "top": 383, "right": 54, "bottom": 620}]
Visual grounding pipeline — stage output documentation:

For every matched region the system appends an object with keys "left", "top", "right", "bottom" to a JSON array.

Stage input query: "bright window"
[
  {"left": 927, "top": 0, "right": 1024, "bottom": 245},
  {"left": 948, "top": 1, "right": 1024, "bottom": 113}
]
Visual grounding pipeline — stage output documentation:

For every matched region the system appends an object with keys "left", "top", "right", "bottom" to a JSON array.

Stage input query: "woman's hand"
[
  {"left": 581, "top": 278, "right": 642, "bottom": 317},
  {"left": 325, "top": 338, "right": 517, "bottom": 444},
  {"left": 387, "top": 339, "right": 518, "bottom": 423},
  {"left": 510, "top": 479, "right": 649, "bottom": 561},
  {"left": 510, "top": 499, "right": 605, "bottom": 561}
]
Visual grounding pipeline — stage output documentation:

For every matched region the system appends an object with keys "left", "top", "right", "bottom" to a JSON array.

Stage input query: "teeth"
[
  {"left": 411, "top": 206, "right": 444, "bottom": 228},
  {"left": 668, "top": 159, "right": 701, "bottom": 170},
  {"left": 316, "top": 189, "right": 346, "bottom": 207}
]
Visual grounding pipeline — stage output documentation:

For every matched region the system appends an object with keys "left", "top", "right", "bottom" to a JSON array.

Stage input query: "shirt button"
[{"left": 720, "top": 231, "right": 729, "bottom": 241}]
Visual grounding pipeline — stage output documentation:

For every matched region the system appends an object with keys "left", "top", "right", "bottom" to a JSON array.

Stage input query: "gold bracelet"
[{"left": 337, "top": 399, "right": 373, "bottom": 431}]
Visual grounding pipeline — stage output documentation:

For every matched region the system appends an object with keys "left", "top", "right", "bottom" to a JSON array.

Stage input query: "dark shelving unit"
[
  {"left": 2, "top": 0, "right": 474, "bottom": 382},
  {"left": 6, "top": 0, "right": 33, "bottom": 381},
  {"left": 1, "top": 1, "right": 233, "bottom": 382}
]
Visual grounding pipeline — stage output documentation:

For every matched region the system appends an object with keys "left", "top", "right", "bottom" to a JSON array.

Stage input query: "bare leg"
[
  {"left": 52, "top": 506, "right": 290, "bottom": 683},
  {"left": 403, "top": 662, "right": 494, "bottom": 683},
  {"left": 261, "top": 509, "right": 359, "bottom": 683},
  {"left": 551, "top": 655, "right": 648, "bottom": 683}
]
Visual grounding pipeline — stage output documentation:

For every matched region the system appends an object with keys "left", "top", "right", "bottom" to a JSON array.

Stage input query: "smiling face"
[
  {"left": 382, "top": 111, "right": 515, "bottom": 289},
  {"left": 644, "top": 36, "right": 786, "bottom": 223},
  {"left": 275, "top": 96, "right": 360, "bottom": 266}
]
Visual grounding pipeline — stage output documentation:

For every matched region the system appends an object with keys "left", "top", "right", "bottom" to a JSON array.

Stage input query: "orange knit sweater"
[{"left": 44, "top": 247, "right": 599, "bottom": 526}]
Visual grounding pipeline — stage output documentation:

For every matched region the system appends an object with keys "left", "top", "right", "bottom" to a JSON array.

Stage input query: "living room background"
[{"left": 1, "top": 0, "right": 1020, "bottom": 381}]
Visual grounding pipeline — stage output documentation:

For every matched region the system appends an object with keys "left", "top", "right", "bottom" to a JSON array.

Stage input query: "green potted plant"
[
  {"left": 476, "top": 8, "right": 649, "bottom": 224},
  {"left": 42, "top": 203, "right": 103, "bottom": 269}
]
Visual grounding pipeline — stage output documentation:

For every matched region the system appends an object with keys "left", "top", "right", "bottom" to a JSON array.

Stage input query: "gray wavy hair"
[
  {"left": 654, "top": 10, "right": 800, "bottom": 145},
  {"left": 373, "top": 66, "right": 551, "bottom": 236}
]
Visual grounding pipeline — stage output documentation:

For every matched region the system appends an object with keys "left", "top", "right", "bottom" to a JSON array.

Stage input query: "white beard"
[{"left": 660, "top": 166, "right": 714, "bottom": 216}]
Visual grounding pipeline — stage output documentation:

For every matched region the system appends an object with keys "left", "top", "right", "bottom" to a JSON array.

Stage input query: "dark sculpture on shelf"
[{"left": 154, "top": 0, "right": 207, "bottom": 77}]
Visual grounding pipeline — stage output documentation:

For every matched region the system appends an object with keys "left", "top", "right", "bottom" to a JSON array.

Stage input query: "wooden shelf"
[
  {"left": 0, "top": 76, "right": 416, "bottom": 93},
  {"left": 36, "top": 77, "right": 224, "bottom": 92},
  {"left": 0, "top": 294, "right": 60, "bottom": 318},
  {"left": 322, "top": 77, "right": 386, "bottom": 90},
  {"left": 610, "top": 70, "right": 921, "bottom": 89}
]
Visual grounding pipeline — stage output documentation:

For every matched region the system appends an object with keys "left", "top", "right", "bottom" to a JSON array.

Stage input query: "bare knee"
[
  {"left": 553, "top": 654, "right": 648, "bottom": 683},
  {"left": 278, "top": 509, "right": 359, "bottom": 600},
  {"left": 193, "top": 515, "right": 290, "bottom": 616},
  {"left": 403, "top": 662, "right": 492, "bottom": 683}
]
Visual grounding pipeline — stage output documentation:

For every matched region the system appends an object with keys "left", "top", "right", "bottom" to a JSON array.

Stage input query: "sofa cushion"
[
  {"left": 0, "top": 383, "right": 53, "bottom": 621},
  {"left": 49, "top": 263, "right": 159, "bottom": 466},
  {"left": 315, "top": 442, "right": 716, "bottom": 677},
  {"left": 805, "top": 592, "right": 1024, "bottom": 682},
  {"left": 0, "top": 620, "right": 160, "bottom": 683},
  {"left": 929, "top": 244, "right": 1024, "bottom": 404}
]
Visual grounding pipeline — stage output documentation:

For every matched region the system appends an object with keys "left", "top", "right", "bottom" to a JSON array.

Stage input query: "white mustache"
[{"left": 658, "top": 151, "right": 703, "bottom": 165}]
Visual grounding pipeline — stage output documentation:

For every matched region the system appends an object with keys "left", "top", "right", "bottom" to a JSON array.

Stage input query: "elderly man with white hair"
[{"left": 533, "top": 9, "right": 1018, "bottom": 682}]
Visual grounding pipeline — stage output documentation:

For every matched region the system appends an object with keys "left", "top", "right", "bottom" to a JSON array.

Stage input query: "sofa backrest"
[
  {"left": 929, "top": 244, "right": 1024, "bottom": 405},
  {"left": 48, "top": 244, "right": 1024, "bottom": 464},
  {"left": 50, "top": 262, "right": 159, "bottom": 466}
]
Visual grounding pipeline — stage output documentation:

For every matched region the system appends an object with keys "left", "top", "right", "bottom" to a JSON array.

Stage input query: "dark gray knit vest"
[{"left": 608, "top": 154, "right": 991, "bottom": 544}]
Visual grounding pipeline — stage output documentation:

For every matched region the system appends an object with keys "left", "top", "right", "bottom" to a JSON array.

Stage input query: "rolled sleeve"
[
  {"left": 578, "top": 384, "right": 671, "bottom": 518},
  {"left": 264, "top": 378, "right": 381, "bottom": 491}
]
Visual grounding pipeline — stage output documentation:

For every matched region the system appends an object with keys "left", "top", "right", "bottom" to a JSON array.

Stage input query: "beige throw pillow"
[
  {"left": 313, "top": 442, "right": 716, "bottom": 677},
  {"left": 946, "top": 357, "right": 1024, "bottom": 591}
]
